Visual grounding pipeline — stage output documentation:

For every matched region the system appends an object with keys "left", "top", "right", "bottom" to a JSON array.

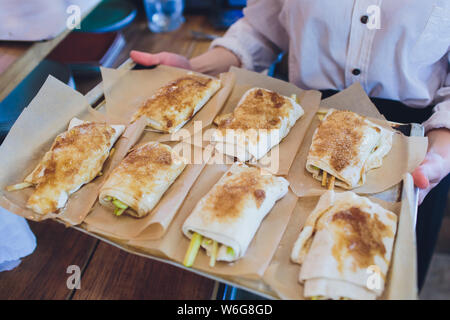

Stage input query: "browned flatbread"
[
  {"left": 214, "top": 88, "right": 298, "bottom": 130},
  {"left": 291, "top": 191, "right": 398, "bottom": 300},
  {"left": 182, "top": 162, "right": 289, "bottom": 262},
  {"left": 23, "top": 118, "right": 124, "bottom": 215},
  {"left": 131, "top": 74, "right": 221, "bottom": 133},
  {"left": 212, "top": 88, "right": 304, "bottom": 161},
  {"left": 99, "top": 142, "right": 186, "bottom": 218},
  {"left": 306, "top": 109, "right": 393, "bottom": 189}
]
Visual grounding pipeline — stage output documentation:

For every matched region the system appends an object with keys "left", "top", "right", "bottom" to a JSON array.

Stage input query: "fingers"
[
  {"left": 412, "top": 166, "right": 430, "bottom": 189},
  {"left": 158, "top": 52, "right": 192, "bottom": 70},
  {"left": 130, "top": 50, "right": 192, "bottom": 70},
  {"left": 130, "top": 50, "right": 161, "bottom": 66},
  {"left": 413, "top": 151, "right": 448, "bottom": 203}
]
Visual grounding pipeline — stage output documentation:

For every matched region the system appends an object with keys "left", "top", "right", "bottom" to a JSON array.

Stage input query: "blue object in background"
[
  {"left": 214, "top": 8, "right": 243, "bottom": 29},
  {"left": 78, "top": 0, "right": 137, "bottom": 33},
  {"left": 227, "top": 0, "right": 246, "bottom": 6},
  {"left": 143, "top": 0, "right": 185, "bottom": 33}
]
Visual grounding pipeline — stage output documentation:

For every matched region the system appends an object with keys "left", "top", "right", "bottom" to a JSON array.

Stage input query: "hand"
[
  {"left": 130, "top": 47, "right": 241, "bottom": 76},
  {"left": 412, "top": 151, "right": 447, "bottom": 203},
  {"left": 130, "top": 50, "right": 192, "bottom": 70},
  {"left": 412, "top": 128, "right": 450, "bottom": 204}
]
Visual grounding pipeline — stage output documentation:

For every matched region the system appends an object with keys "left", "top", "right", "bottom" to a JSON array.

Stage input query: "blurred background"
[{"left": 0, "top": 0, "right": 247, "bottom": 143}]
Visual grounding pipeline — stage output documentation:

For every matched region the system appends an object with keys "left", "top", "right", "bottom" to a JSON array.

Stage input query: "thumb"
[
  {"left": 412, "top": 165, "right": 430, "bottom": 189},
  {"left": 130, "top": 50, "right": 161, "bottom": 66}
]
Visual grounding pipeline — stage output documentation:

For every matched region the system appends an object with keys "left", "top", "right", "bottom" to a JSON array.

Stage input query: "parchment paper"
[
  {"left": 263, "top": 184, "right": 416, "bottom": 300},
  {"left": 101, "top": 65, "right": 235, "bottom": 142},
  {"left": 288, "top": 83, "right": 428, "bottom": 196},
  {"left": 189, "top": 67, "right": 321, "bottom": 175},
  {"left": 0, "top": 76, "right": 135, "bottom": 225},
  {"left": 126, "top": 163, "right": 298, "bottom": 279},
  {"left": 83, "top": 142, "right": 214, "bottom": 240}
]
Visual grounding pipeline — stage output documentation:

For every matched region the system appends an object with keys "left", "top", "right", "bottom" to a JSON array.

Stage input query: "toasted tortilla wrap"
[
  {"left": 291, "top": 191, "right": 398, "bottom": 300},
  {"left": 306, "top": 109, "right": 393, "bottom": 189},
  {"left": 182, "top": 162, "right": 289, "bottom": 262},
  {"left": 99, "top": 141, "right": 187, "bottom": 218},
  {"left": 131, "top": 74, "right": 221, "bottom": 133},
  {"left": 212, "top": 88, "right": 304, "bottom": 161},
  {"left": 23, "top": 118, "right": 124, "bottom": 215}
]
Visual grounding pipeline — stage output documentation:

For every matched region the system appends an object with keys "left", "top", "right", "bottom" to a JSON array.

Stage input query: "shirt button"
[
  {"left": 352, "top": 68, "right": 361, "bottom": 76},
  {"left": 360, "top": 15, "right": 369, "bottom": 24}
]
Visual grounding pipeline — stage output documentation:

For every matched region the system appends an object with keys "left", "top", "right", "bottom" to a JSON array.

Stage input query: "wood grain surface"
[
  {"left": 0, "top": 220, "right": 97, "bottom": 300},
  {"left": 71, "top": 242, "right": 216, "bottom": 300}
]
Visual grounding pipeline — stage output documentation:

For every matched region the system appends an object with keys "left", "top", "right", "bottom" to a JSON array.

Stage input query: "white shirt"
[{"left": 211, "top": 0, "right": 450, "bottom": 132}]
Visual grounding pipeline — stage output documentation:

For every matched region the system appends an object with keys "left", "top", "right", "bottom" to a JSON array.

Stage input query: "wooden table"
[{"left": 0, "top": 14, "right": 224, "bottom": 300}]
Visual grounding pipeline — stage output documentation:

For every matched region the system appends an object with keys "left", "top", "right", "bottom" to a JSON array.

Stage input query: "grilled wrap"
[
  {"left": 23, "top": 118, "right": 124, "bottom": 215},
  {"left": 182, "top": 162, "right": 289, "bottom": 263},
  {"left": 99, "top": 141, "right": 187, "bottom": 218},
  {"left": 212, "top": 88, "right": 304, "bottom": 161},
  {"left": 306, "top": 109, "right": 393, "bottom": 189},
  {"left": 131, "top": 74, "right": 221, "bottom": 133},
  {"left": 291, "top": 191, "right": 398, "bottom": 300}
]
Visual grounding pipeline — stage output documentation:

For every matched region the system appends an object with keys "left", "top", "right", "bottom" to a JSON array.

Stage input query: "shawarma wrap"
[
  {"left": 182, "top": 162, "right": 289, "bottom": 267},
  {"left": 131, "top": 74, "right": 221, "bottom": 133},
  {"left": 99, "top": 141, "right": 186, "bottom": 218},
  {"left": 291, "top": 191, "right": 398, "bottom": 300},
  {"left": 212, "top": 88, "right": 304, "bottom": 162},
  {"left": 306, "top": 109, "right": 392, "bottom": 189},
  {"left": 7, "top": 118, "right": 124, "bottom": 215}
]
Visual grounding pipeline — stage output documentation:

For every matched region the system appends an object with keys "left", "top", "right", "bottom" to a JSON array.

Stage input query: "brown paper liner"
[
  {"left": 288, "top": 84, "right": 428, "bottom": 196},
  {"left": 319, "top": 82, "right": 386, "bottom": 119},
  {"left": 126, "top": 163, "right": 298, "bottom": 279},
  {"left": 0, "top": 76, "right": 134, "bottom": 225},
  {"left": 263, "top": 186, "right": 417, "bottom": 300},
  {"left": 101, "top": 65, "right": 236, "bottom": 142}
]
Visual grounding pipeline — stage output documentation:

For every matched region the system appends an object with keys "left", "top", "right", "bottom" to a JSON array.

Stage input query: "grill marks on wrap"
[
  {"left": 132, "top": 75, "right": 214, "bottom": 130},
  {"left": 203, "top": 168, "right": 269, "bottom": 222},
  {"left": 215, "top": 88, "right": 292, "bottom": 131},
  {"left": 325, "top": 207, "right": 394, "bottom": 274},
  {"left": 26, "top": 123, "right": 116, "bottom": 214},
  {"left": 310, "top": 110, "right": 366, "bottom": 172}
]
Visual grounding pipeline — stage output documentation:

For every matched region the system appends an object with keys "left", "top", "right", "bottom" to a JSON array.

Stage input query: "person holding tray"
[{"left": 130, "top": 0, "right": 450, "bottom": 290}]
